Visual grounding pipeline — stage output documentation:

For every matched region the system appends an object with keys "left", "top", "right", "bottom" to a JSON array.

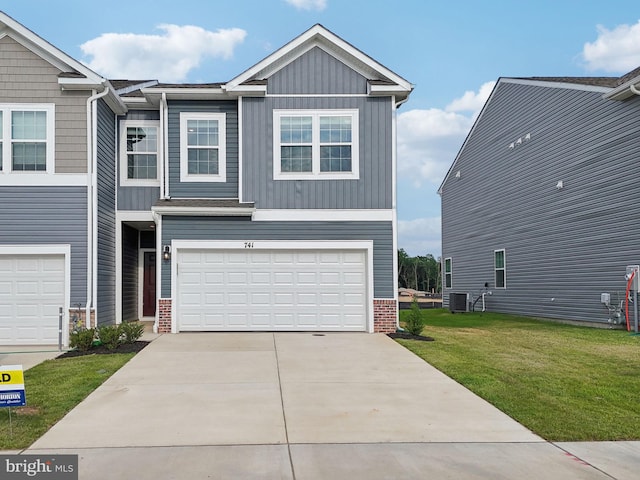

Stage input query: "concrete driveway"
[{"left": 26, "top": 333, "right": 633, "bottom": 479}]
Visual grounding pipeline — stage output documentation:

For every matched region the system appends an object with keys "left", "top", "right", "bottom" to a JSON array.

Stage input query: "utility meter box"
[{"left": 626, "top": 265, "right": 640, "bottom": 292}]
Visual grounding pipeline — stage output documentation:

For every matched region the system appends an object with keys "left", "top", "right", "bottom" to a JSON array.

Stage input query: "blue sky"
[{"left": 2, "top": 0, "right": 640, "bottom": 257}]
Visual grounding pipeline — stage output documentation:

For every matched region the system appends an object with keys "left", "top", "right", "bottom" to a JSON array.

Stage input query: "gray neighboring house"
[
  {"left": 439, "top": 68, "right": 640, "bottom": 326},
  {"left": 0, "top": 12, "right": 412, "bottom": 346}
]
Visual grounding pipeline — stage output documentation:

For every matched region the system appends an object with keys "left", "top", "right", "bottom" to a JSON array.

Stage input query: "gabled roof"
[
  {"left": 0, "top": 11, "right": 126, "bottom": 113},
  {"left": 225, "top": 24, "right": 413, "bottom": 104}
]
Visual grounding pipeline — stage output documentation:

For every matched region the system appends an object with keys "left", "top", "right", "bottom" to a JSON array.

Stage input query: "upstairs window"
[
  {"left": 180, "top": 112, "right": 226, "bottom": 182},
  {"left": 0, "top": 104, "right": 54, "bottom": 174},
  {"left": 494, "top": 249, "right": 506, "bottom": 288},
  {"left": 120, "top": 120, "right": 159, "bottom": 186},
  {"left": 273, "top": 109, "right": 359, "bottom": 180},
  {"left": 444, "top": 257, "right": 452, "bottom": 289}
]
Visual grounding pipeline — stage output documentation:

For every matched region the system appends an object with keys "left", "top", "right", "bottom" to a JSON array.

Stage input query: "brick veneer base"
[
  {"left": 158, "top": 299, "right": 172, "bottom": 333},
  {"left": 156, "top": 298, "right": 397, "bottom": 334},
  {"left": 374, "top": 299, "right": 397, "bottom": 333}
]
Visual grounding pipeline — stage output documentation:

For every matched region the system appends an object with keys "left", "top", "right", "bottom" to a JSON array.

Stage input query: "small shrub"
[
  {"left": 405, "top": 297, "right": 424, "bottom": 336},
  {"left": 97, "top": 324, "right": 122, "bottom": 351},
  {"left": 69, "top": 328, "right": 95, "bottom": 351},
  {"left": 119, "top": 321, "right": 145, "bottom": 344}
]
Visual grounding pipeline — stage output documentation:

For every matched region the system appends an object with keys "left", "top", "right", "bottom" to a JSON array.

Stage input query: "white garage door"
[
  {"left": 0, "top": 255, "right": 65, "bottom": 345},
  {"left": 177, "top": 249, "right": 367, "bottom": 331}
]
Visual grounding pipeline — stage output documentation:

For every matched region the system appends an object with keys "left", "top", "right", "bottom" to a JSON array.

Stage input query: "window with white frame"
[
  {"left": 494, "top": 249, "right": 506, "bottom": 288},
  {"left": 444, "top": 257, "right": 452, "bottom": 289},
  {"left": 180, "top": 112, "right": 226, "bottom": 182},
  {"left": 273, "top": 109, "right": 359, "bottom": 180},
  {"left": 120, "top": 120, "right": 159, "bottom": 185},
  {"left": 0, "top": 104, "right": 55, "bottom": 174}
]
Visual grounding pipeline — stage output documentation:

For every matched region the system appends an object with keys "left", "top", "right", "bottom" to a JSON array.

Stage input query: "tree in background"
[{"left": 398, "top": 249, "right": 441, "bottom": 293}]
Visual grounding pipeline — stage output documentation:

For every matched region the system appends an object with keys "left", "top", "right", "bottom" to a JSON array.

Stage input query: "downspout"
[
  {"left": 391, "top": 95, "right": 400, "bottom": 332},
  {"left": 86, "top": 85, "right": 110, "bottom": 328},
  {"left": 161, "top": 92, "right": 169, "bottom": 199}
]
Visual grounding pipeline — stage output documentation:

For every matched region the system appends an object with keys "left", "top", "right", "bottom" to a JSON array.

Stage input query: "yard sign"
[{"left": 0, "top": 364, "right": 26, "bottom": 407}]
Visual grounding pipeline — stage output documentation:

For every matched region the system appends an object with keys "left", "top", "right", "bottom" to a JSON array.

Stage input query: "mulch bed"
[
  {"left": 56, "top": 341, "right": 149, "bottom": 359},
  {"left": 387, "top": 332, "right": 435, "bottom": 342}
]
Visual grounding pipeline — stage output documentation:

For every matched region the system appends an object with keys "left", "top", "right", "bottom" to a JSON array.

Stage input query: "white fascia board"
[
  {"left": 224, "top": 84, "right": 267, "bottom": 96},
  {"left": 141, "top": 87, "right": 228, "bottom": 103},
  {"left": 226, "top": 24, "right": 412, "bottom": 93},
  {"left": 603, "top": 77, "right": 640, "bottom": 100},
  {"left": 252, "top": 209, "right": 392, "bottom": 222},
  {"left": 0, "top": 13, "right": 104, "bottom": 84},
  {"left": 438, "top": 79, "right": 502, "bottom": 195},
  {"left": 152, "top": 206, "right": 256, "bottom": 216},
  {"left": 502, "top": 77, "right": 611, "bottom": 93}
]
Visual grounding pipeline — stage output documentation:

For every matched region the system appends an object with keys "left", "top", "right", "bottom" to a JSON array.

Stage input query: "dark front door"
[{"left": 143, "top": 252, "right": 156, "bottom": 317}]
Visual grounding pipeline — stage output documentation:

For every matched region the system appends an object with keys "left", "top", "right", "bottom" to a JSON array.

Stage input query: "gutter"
[{"left": 86, "top": 85, "right": 110, "bottom": 327}]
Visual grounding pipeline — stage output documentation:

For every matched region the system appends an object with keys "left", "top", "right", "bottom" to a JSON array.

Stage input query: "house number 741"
[{"left": 244, "top": 242, "right": 254, "bottom": 248}]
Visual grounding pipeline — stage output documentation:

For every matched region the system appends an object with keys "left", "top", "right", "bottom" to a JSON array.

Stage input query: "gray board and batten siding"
[
  {"left": 243, "top": 45, "right": 393, "bottom": 209},
  {"left": 0, "top": 187, "right": 88, "bottom": 306},
  {"left": 96, "top": 99, "right": 116, "bottom": 325},
  {"left": 167, "top": 101, "right": 239, "bottom": 198},
  {"left": 160, "top": 217, "right": 393, "bottom": 298},
  {"left": 242, "top": 96, "right": 392, "bottom": 209},
  {"left": 117, "top": 110, "right": 161, "bottom": 211},
  {"left": 440, "top": 78, "right": 640, "bottom": 324}
]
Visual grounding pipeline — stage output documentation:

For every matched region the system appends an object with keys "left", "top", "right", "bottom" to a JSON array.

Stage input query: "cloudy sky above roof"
[{"left": 2, "top": 0, "right": 640, "bottom": 257}]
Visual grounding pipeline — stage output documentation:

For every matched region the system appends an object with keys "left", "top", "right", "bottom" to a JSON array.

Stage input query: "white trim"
[
  {"left": 226, "top": 24, "right": 412, "bottom": 94},
  {"left": 252, "top": 209, "right": 392, "bottom": 221},
  {"left": 0, "top": 174, "right": 87, "bottom": 186},
  {"left": 154, "top": 213, "right": 162, "bottom": 333},
  {"left": 171, "top": 239, "right": 374, "bottom": 333},
  {"left": 119, "top": 119, "right": 160, "bottom": 187},
  {"left": 444, "top": 257, "right": 452, "bottom": 289},
  {"left": 115, "top": 211, "right": 156, "bottom": 326},
  {"left": 138, "top": 248, "right": 156, "bottom": 322},
  {"left": 267, "top": 94, "right": 369, "bottom": 98},
  {"left": 238, "top": 96, "right": 243, "bottom": 203},
  {"left": 0, "top": 13, "right": 105, "bottom": 85},
  {"left": 501, "top": 77, "right": 611, "bottom": 93},
  {"left": 152, "top": 206, "right": 255, "bottom": 217},
  {"left": 0, "top": 103, "right": 55, "bottom": 175},
  {"left": 0, "top": 244, "right": 71, "bottom": 347},
  {"left": 494, "top": 248, "right": 507, "bottom": 289},
  {"left": 273, "top": 109, "right": 359, "bottom": 180},
  {"left": 179, "top": 112, "right": 227, "bottom": 183}
]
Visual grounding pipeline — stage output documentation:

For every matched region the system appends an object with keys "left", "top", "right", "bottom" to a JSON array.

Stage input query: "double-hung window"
[
  {"left": 273, "top": 109, "right": 359, "bottom": 180},
  {"left": 444, "top": 257, "right": 452, "bottom": 289},
  {"left": 0, "top": 104, "right": 54, "bottom": 174},
  {"left": 494, "top": 249, "right": 506, "bottom": 288},
  {"left": 120, "top": 120, "right": 159, "bottom": 186},
  {"left": 180, "top": 112, "right": 226, "bottom": 182}
]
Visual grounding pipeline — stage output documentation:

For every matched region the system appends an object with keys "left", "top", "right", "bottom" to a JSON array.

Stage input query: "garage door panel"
[{"left": 177, "top": 249, "right": 367, "bottom": 332}]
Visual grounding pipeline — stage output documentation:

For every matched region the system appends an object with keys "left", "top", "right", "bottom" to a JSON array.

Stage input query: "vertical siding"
[
  {"left": 121, "top": 224, "right": 138, "bottom": 321},
  {"left": 441, "top": 80, "right": 640, "bottom": 324},
  {"left": 117, "top": 110, "right": 161, "bottom": 210},
  {"left": 268, "top": 47, "right": 368, "bottom": 94},
  {"left": 0, "top": 36, "right": 88, "bottom": 173},
  {"left": 167, "top": 101, "right": 239, "bottom": 198},
  {"left": 161, "top": 217, "right": 393, "bottom": 298},
  {"left": 242, "top": 96, "right": 392, "bottom": 209},
  {"left": 96, "top": 99, "right": 116, "bottom": 325},
  {"left": 0, "top": 187, "right": 87, "bottom": 305}
]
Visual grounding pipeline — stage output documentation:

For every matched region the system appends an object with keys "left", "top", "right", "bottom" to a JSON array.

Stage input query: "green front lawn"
[
  {"left": 0, "top": 354, "right": 135, "bottom": 450},
  {"left": 397, "top": 309, "right": 640, "bottom": 441}
]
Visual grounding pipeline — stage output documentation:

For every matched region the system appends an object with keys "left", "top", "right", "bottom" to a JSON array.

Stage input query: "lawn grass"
[
  {"left": 397, "top": 309, "right": 640, "bottom": 441},
  {"left": 0, "top": 353, "right": 135, "bottom": 450}
]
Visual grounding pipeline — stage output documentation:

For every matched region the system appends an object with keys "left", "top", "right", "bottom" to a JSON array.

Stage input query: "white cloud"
[
  {"left": 285, "top": 0, "right": 327, "bottom": 11},
  {"left": 582, "top": 20, "right": 640, "bottom": 72},
  {"left": 445, "top": 81, "right": 496, "bottom": 113},
  {"left": 398, "top": 217, "right": 442, "bottom": 257},
  {"left": 81, "top": 24, "right": 247, "bottom": 82},
  {"left": 397, "top": 81, "right": 494, "bottom": 188}
]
